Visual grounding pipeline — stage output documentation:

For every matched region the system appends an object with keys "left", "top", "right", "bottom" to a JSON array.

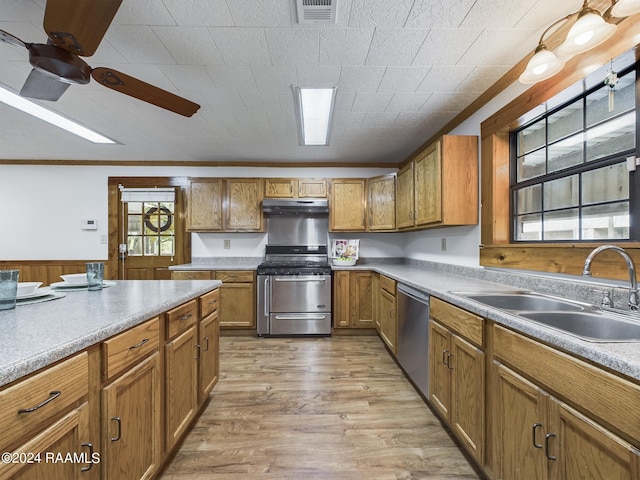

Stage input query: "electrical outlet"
[
  {"left": 440, "top": 238, "right": 447, "bottom": 251},
  {"left": 100, "top": 235, "right": 108, "bottom": 245},
  {"left": 224, "top": 239, "right": 231, "bottom": 249}
]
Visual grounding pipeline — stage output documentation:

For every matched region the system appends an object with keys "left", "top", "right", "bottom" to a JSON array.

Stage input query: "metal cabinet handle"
[
  {"left": 264, "top": 277, "right": 270, "bottom": 317},
  {"left": 532, "top": 423, "right": 543, "bottom": 448},
  {"left": 389, "top": 308, "right": 393, "bottom": 319},
  {"left": 208, "top": 299, "right": 218, "bottom": 305},
  {"left": 544, "top": 433, "right": 557, "bottom": 460},
  {"left": 110, "top": 417, "right": 122, "bottom": 442},
  {"left": 178, "top": 313, "right": 192, "bottom": 321},
  {"left": 447, "top": 353, "right": 454, "bottom": 370},
  {"left": 80, "top": 443, "right": 93, "bottom": 472},
  {"left": 18, "top": 391, "right": 61, "bottom": 414},
  {"left": 194, "top": 344, "right": 200, "bottom": 359},
  {"left": 129, "top": 338, "right": 149, "bottom": 350},
  {"left": 202, "top": 337, "right": 210, "bottom": 352},
  {"left": 442, "top": 350, "right": 449, "bottom": 365}
]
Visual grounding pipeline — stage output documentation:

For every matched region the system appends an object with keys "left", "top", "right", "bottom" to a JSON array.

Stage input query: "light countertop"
[{"left": 0, "top": 279, "right": 221, "bottom": 387}]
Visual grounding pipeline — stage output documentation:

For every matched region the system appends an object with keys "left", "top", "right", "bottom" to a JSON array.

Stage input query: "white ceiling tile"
[
  {"left": 0, "top": 0, "right": 42, "bottom": 22},
  {"left": 251, "top": 66, "right": 298, "bottom": 92},
  {"left": 296, "top": 66, "right": 341, "bottom": 86},
  {"left": 331, "top": 0, "right": 354, "bottom": 28},
  {"left": 365, "top": 28, "right": 428, "bottom": 66},
  {"left": 226, "top": 0, "right": 292, "bottom": 27},
  {"left": 516, "top": 0, "right": 576, "bottom": 29},
  {"left": 239, "top": 92, "right": 284, "bottom": 111},
  {"left": 106, "top": 26, "right": 176, "bottom": 64},
  {"left": 208, "top": 28, "right": 271, "bottom": 66},
  {"left": 352, "top": 93, "right": 393, "bottom": 112},
  {"left": 349, "top": 0, "right": 414, "bottom": 27},
  {"left": 0, "top": 20, "right": 47, "bottom": 46},
  {"left": 363, "top": 112, "right": 400, "bottom": 126},
  {"left": 378, "top": 67, "right": 430, "bottom": 93},
  {"left": 265, "top": 29, "right": 319, "bottom": 67},
  {"left": 455, "top": 65, "right": 511, "bottom": 93},
  {"left": 87, "top": 39, "right": 129, "bottom": 65},
  {"left": 200, "top": 89, "right": 248, "bottom": 112},
  {"left": 339, "top": 66, "right": 386, "bottom": 92},
  {"left": 420, "top": 91, "right": 478, "bottom": 112},
  {"left": 114, "top": 1, "right": 175, "bottom": 26},
  {"left": 161, "top": 0, "right": 234, "bottom": 27},
  {"left": 158, "top": 65, "right": 213, "bottom": 91},
  {"left": 385, "top": 92, "right": 432, "bottom": 112},
  {"left": 458, "top": 28, "right": 536, "bottom": 66},
  {"left": 333, "top": 92, "right": 356, "bottom": 112},
  {"left": 460, "top": 0, "right": 535, "bottom": 28},
  {"left": 319, "top": 28, "right": 374, "bottom": 66},
  {"left": 153, "top": 27, "right": 223, "bottom": 66},
  {"left": 205, "top": 65, "right": 258, "bottom": 92},
  {"left": 412, "top": 28, "right": 482, "bottom": 66},
  {"left": 417, "top": 65, "right": 475, "bottom": 93},
  {"left": 405, "top": 0, "right": 476, "bottom": 28}
]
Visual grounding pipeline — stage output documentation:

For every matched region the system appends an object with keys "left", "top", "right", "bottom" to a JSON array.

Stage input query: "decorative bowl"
[
  {"left": 332, "top": 258, "right": 356, "bottom": 267},
  {"left": 60, "top": 273, "right": 87, "bottom": 285},
  {"left": 16, "top": 282, "right": 43, "bottom": 296}
]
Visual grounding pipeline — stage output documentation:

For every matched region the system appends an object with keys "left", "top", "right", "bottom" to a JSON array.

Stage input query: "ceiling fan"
[{"left": 0, "top": 0, "right": 200, "bottom": 117}]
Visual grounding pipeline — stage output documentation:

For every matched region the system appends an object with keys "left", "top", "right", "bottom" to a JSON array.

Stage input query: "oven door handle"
[
  {"left": 273, "top": 278, "right": 327, "bottom": 282},
  {"left": 264, "top": 276, "right": 270, "bottom": 317},
  {"left": 274, "top": 314, "right": 328, "bottom": 320}
]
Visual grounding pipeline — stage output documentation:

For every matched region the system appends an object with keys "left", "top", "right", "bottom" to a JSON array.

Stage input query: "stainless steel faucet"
[{"left": 583, "top": 245, "right": 640, "bottom": 311}]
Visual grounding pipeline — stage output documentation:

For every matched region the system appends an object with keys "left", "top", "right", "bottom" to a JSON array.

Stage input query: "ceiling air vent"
[{"left": 296, "top": 0, "right": 337, "bottom": 24}]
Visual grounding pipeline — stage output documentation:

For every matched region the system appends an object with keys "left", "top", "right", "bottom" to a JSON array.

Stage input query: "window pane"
[
  {"left": 127, "top": 202, "right": 142, "bottom": 214},
  {"left": 517, "top": 120, "right": 545, "bottom": 155},
  {"left": 160, "top": 237, "right": 174, "bottom": 256},
  {"left": 144, "top": 214, "right": 160, "bottom": 235},
  {"left": 543, "top": 209, "right": 579, "bottom": 241},
  {"left": 128, "top": 215, "right": 142, "bottom": 235},
  {"left": 548, "top": 134, "right": 583, "bottom": 173},
  {"left": 515, "top": 214, "right": 541, "bottom": 241},
  {"left": 548, "top": 99, "right": 582, "bottom": 143},
  {"left": 161, "top": 202, "right": 174, "bottom": 214},
  {"left": 544, "top": 175, "right": 578, "bottom": 210},
  {"left": 586, "top": 111, "right": 636, "bottom": 162},
  {"left": 128, "top": 236, "right": 142, "bottom": 256},
  {"left": 582, "top": 202, "right": 629, "bottom": 240},
  {"left": 586, "top": 72, "right": 636, "bottom": 127},
  {"left": 144, "top": 237, "right": 158, "bottom": 256},
  {"left": 516, "top": 185, "right": 541, "bottom": 214},
  {"left": 582, "top": 162, "right": 628, "bottom": 205},
  {"left": 517, "top": 150, "right": 546, "bottom": 181}
]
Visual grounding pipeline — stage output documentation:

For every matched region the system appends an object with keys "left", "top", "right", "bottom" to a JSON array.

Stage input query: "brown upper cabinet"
[
  {"left": 187, "top": 178, "right": 264, "bottom": 232},
  {"left": 367, "top": 174, "right": 396, "bottom": 231},
  {"left": 264, "top": 178, "right": 328, "bottom": 199},
  {"left": 397, "top": 135, "right": 478, "bottom": 230},
  {"left": 329, "top": 178, "right": 367, "bottom": 232}
]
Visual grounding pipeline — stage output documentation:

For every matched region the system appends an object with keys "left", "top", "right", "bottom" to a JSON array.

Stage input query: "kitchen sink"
[
  {"left": 457, "top": 291, "right": 586, "bottom": 312},
  {"left": 520, "top": 311, "right": 640, "bottom": 342}
]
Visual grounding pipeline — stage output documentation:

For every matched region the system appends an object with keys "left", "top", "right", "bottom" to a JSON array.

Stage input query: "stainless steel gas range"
[{"left": 256, "top": 199, "right": 332, "bottom": 336}]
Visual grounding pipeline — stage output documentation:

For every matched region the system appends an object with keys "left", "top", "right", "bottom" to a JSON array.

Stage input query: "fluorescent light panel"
[
  {"left": 294, "top": 87, "right": 336, "bottom": 146},
  {"left": 0, "top": 85, "right": 115, "bottom": 144}
]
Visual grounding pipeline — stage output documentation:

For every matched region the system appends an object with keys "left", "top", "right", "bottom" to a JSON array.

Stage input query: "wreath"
[{"left": 143, "top": 206, "right": 173, "bottom": 233}]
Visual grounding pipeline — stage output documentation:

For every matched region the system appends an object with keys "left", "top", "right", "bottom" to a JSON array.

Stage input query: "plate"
[
  {"left": 16, "top": 287, "right": 52, "bottom": 300},
  {"left": 50, "top": 281, "right": 117, "bottom": 290}
]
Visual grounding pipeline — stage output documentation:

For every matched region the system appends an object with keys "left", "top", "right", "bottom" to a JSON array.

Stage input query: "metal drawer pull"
[
  {"left": 18, "top": 391, "right": 61, "bottom": 414},
  {"left": 129, "top": 338, "right": 149, "bottom": 350},
  {"left": 80, "top": 443, "right": 93, "bottom": 472},
  {"left": 544, "top": 433, "right": 557, "bottom": 460},
  {"left": 111, "top": 417, "right": 122, "bottom": 442},
  {"left": 447, "top": 354, "right": 454, "bottom": 370},
  {"left": 274, "top": 277, "right": 326, "bottom": 282},
  {"left": 178, "top": 313, "right": 192, "bottom": 321},
  {"left": 532, "top": 423, "right": 543, "bottom": 448},
  {"left": 442, "top": 350, "right": 449, "bottom": 365},
  {"left": 202, "top": 337, "right": 210, "bottom": 352},
  {"left": 208, "top": 299, "right": 218, "bottom": 305},
  {"left": 194, "top": 344, "right": 200, "bottom": 359}
]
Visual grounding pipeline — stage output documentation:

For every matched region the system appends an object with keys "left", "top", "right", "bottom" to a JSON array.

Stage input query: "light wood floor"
[{"left": 159, "top": 335, "right": 482, "bottom": 480}]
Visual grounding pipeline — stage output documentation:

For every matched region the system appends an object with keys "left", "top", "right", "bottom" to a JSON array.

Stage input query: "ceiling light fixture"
[
  {"left": 293, "top": 86, "right": 337, "bottom": 146},
  {"left": 0, "top": 84, "right": 115, "bottom": 144},
  {"left": 520, "top": 1, "right": 621, "bottom": 85}
]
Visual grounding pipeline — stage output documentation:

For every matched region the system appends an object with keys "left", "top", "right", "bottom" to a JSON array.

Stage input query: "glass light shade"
[
  {"left": 519, "top": 47, "right": 565, "bottom": 84},
  {"left": 557, "top": 10, "right": 616, "bottom": 56},
  {"left": 611, "top": 0, "right": 640, "bottom": 17}
]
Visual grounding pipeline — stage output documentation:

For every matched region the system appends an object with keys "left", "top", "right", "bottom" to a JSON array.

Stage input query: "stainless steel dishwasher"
[{"left": 397, "top": 284, "right": 430, "bottom": 398}]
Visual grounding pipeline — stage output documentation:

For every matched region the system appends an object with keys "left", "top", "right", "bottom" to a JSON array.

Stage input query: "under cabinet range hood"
[{"left": 262, "top": 198, "right": 329, "bottom": 215}]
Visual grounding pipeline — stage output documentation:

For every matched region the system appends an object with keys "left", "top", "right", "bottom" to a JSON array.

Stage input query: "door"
[
  {"left": 199, "top": 312, "right": 220, "bottom": 402},
  {"left": 110, "top": 178, "right": 188, "bottom": 280},
  {"left": 429, "top": 320, "right": 451, "bottom": 420},
  {"left": 415, "top": 141, "right": 442, "bottom": 226},
  {"left": 396, "top": 163, "right": 414, "bottom": 229}
]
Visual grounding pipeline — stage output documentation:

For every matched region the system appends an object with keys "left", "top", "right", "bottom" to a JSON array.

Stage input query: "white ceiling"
[{"left": 0, "top": 0, "right": 579, "bottom": 164}]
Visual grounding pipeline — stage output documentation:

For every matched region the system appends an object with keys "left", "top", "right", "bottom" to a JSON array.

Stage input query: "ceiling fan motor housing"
[{"left": 27, "top": 43, "right": 91, "bottom": 85}]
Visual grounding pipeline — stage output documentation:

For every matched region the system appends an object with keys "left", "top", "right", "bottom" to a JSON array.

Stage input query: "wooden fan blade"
[
  {"left": 91, "top": 68, "right": 201, "bottom": 117},
  {"left": 0, "top": 29, "right": 26, "bottom": 49},
  {"left": 43, "top": 0, "right": 123, "bottom": 56},
  {"left": 20, "top": 68, "right": 70, "bottom": 101}
]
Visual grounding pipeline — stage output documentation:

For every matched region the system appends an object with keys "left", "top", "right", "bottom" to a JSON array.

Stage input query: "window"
[
  {"left": 126, "top": 201, "right": 175, "bottom": 256},
  {"left": 511, "top": 61, "right": 637, "bottom": 242}
]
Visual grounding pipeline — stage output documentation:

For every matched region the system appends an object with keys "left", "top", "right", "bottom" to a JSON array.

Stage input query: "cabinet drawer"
[
  {"left": 200, "top": 288, "right": 220, "bottom": 318},
  {"left": 379, "top": 275, "right": 396, "bottom": 295},
  {"left": 430, "top": 297, "right": 483, "bottom": 348},
  {"left": 215, "top": 270, "right": 254, "bottom": 283},
  {"left": 166, "top": 300, "right": 198, "bottom": 339},
  {"left": 0, "top": 352, "right": 88, "bottom": 448},
  {"left": 172, "top": 271, "right": 212, "bottom": 280},
  {"left": 102, "top": 317, "right": 160, "bottom": 379}
]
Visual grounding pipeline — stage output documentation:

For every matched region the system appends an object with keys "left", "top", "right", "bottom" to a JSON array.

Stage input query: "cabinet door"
[
  {"left": 165, "top": 327, "right": 198, "bottom": 450},
  {"left": 219, "top": 283, "right": 256, "bottom": 328},
  {"left": 429, "top": 320, "right": 451, "bottom": 421},
  {"left": 367, "top": 174, "right": 396, "bottom": 231},
  {"left": 329, "top": 179, "right": 366, "bottom": 231},
  {"left": 396, "top": 163, "right": 414, "bottom": 229},
  {"left": 225, "top": 178, "right": 263, "bottom": 231},
  {"left": 494, "top": 362, "right": 550, "bottom": 480},
  {"left": 352, "top": 271, "right": 374, "bottom": 328},
  {"left": 199, "top": 312, "right": 220, "bottom": 402},
  {"left": 187, "top": 179, "right": 224, "bottom": 231},
  {"left": 103, "top": 352, "right": 161, "bottom": 480},
  {"left": 451, "top": 334, "right": 485, "bottom": 464},
  {"left": 333, "top": 271, "right": 350, "bottom": 328},
  {"left": 551, "top": 400, "right": 640, "bottom": 480},
  {"left": 264, "top": 178, "right": 296, "bottom": 198},
  {"left": 298, "top": 179, "right": 327, "bottom": 198},
  {"left": 379, "top": 288, "right": 396, "bottom": 353},
  {"left": 414, "top": 141, "right": 442, "bottom": 226},
  {"left": 1, "top": 403, "right": 91, "bottom": 480}
]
